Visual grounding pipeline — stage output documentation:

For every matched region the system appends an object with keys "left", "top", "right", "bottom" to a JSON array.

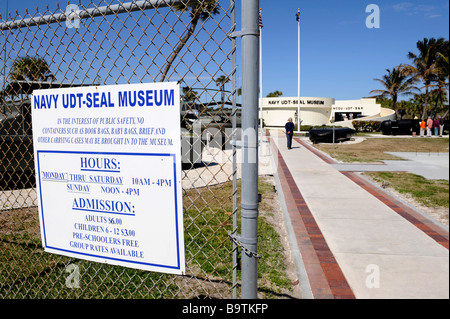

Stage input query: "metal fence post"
[
  {"left": 1, "top": 0, "right": 240, "bottom": 299},
  {"left": 240, "top": 0, "right": 260, "bottom": 299}
]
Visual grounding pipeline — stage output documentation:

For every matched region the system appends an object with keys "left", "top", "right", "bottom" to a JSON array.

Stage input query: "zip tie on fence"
[{"left": 228, "top": 232, "right": 262, "bottom": 259}]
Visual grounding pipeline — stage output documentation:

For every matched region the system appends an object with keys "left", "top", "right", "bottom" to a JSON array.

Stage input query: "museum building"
[{"left": 260, "top": 97, "right": 395, "bottom": 128}]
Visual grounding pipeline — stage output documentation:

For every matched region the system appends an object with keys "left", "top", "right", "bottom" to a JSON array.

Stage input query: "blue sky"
[
  {"left": 1, "top": 0, "right": 449, "bottom": 101},
  {"left": 259, "top": 0, "right": 449, "bottom": 100}
]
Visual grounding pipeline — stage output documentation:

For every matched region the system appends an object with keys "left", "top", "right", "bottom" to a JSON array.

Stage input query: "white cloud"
[
  {"left": 392, "top": 2, "right": 414, "bottom": 11},
  {"left": 392, "top": 1, "right": 446, "bottom": 19}
]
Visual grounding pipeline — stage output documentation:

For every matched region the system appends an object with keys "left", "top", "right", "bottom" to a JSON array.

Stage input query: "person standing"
[
  {"left": 434, "top": 117, "right": 440, "bottom": 136},
  {"left": 285, "top": 117, "right": 295, "bottom": 150},
  {"left": 411, "top": 117, "right": 419, "bottom": 137},
  {"left": 438, "top": 115, "right": 445, "bottom": 137},
  {"left": 427, "top": 116, "right": 433, "bottom": 137},
  {"left": 420, "top": 119, "right": 426, "bottom": 137}
]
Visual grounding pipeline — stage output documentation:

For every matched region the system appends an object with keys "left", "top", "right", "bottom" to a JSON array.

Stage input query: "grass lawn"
[
  {"left": 0, "top": 177, "right": 293, "bottom": 299},
  {"left": 314, "top": 137, "right": 449, "bottom": 163},
  {"left": 313, "top": 137, "right": 449, "bottom": 220},
  {"left": 365, "top": 172, "right": 449, "bottom": 208},
  {"left": 183, "top": 177, "right": 293, "bottom": 298}
]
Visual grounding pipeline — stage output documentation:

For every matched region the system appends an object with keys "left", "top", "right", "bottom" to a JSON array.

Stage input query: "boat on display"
[{"left": 309, "top": 127, "right": 355, "bottom": 144}]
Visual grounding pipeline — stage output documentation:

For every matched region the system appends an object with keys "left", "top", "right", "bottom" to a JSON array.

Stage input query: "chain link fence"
[{"left": 0, "top": 0, "right": 242, "bottom": 299}]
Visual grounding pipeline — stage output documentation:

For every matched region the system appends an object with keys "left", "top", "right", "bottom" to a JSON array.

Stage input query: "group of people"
[
  {"left": 284, "top": 115, "right": 445, "bottom": 149},
  {"left": 419, "top": 116, "right": 445, "bottom": 137}
]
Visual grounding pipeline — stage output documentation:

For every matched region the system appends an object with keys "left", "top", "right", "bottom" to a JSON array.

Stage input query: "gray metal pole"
[
  {"left": 240, "top": 0, "right": 259, "bottom": 299},
  {"left": 231, "top": 0, "right": 238, "bottom": 300},
  {"left": 0, "top": 0, "right": 185, "bottom": 30}
]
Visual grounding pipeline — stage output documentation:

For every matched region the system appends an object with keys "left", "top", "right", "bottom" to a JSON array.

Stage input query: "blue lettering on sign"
[
  {"left": 33, "top": 94, "right": 59, "bottom": 109},
  {"left": 62, "top": 93, "right": 84, "bottom": 108},
  {"left": 72, "top": 197, "right": 134, "bottom": 215},
  {"left": 80, "top": 157, "right": 121, "bottom": 173},
  {"left": 33, "top": 88, "right": 174, "bottom": 110},
  {"left": 118, "top": 89, "right": 174, "bottom": 107},
  {"left": 164, "top": 89, "right": 174, "bottom": 106},
  {"left": 85, "top": 92, "right": 115, "bottom": 108}
]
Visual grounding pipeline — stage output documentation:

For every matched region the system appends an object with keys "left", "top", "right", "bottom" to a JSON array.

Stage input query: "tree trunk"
[
  {"left": 160, "top": 15, "right": 199, "bottom": 82},
  {"left": 432, "top": 89, "right": 442, "bottom": 118},
  {"left": 443, "top": 109, "right": 449, "bottom": 119},
  {"left": 446, "top": 77, "right": 450, "bottom": 119},
  {"left": 421, "top": 85, "right": 429, "bottom": 120},
  {"left": 393, "top": 95, "right": 398, "bottom": 120}
]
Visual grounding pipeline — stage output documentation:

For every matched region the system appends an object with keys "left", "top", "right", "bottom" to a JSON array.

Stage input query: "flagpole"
[
  {"left": 297, "top": 8, "right": 301, "bottom": 133},
  {"left": 259, "top": 8, "right": 263, "bottom": 142}
]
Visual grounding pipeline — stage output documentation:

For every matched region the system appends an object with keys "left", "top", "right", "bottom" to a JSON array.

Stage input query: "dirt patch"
[
  {"left": 258, "top": 175, "right": 302, "bottom": 299},
  {"left": 0, "top": 206, "right": 40, "bottom": 237}
]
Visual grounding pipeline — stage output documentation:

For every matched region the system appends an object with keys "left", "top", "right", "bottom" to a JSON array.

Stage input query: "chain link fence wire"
[{"left": 0, "top": 0, "right": 241, "bottom": 299}]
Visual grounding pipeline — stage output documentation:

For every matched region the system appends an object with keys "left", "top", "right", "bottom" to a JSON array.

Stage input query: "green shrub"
[{"left": 352, "top": 120, "right": 381, "bottom": 133}]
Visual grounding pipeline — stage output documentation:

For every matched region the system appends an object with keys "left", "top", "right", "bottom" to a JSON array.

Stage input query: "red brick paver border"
[
  {"left": 268, "top": 133, "right": 355, "bottom": 299},
  {"left": 341, "top": 171, "right": 449, "bottom": 250},
  {"left": 293, "top": 137, "right": 449, "bottom": 250}
]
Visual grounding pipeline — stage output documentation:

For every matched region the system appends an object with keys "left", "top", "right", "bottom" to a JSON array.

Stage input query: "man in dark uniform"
[{"left": 285, "top": 117, "right": 295, "bottom": 149}]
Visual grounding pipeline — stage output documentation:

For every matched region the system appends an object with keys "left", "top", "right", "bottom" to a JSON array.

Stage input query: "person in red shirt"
[
  {"left": 434, "top": 118, "right": 440, "bottom": 136},
  {"left": 426, "top": 117, "right": 433, "bottom": 137}
]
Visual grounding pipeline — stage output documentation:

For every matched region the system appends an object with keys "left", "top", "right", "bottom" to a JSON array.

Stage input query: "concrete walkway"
[{"left": 268, "top": 130, "right": 449, "bottom": 299}]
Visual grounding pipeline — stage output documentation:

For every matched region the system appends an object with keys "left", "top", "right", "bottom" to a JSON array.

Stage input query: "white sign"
[{"left": 31, "top": 82, "right": 185, "bottom": 275}]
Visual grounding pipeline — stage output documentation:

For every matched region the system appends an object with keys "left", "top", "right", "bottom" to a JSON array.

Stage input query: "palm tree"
[
  {"left": 182, "top": 86, "right": 199, "bottom": 103},
  {"left": 9, "top": 56, "right": 55, "bottom": 82},
  {"left": 215, "top": 75, "right": 229, "bottom": 105},
  {"left": 435, "top": 40, "right": 449, "bottom": 118},
  {"left": 429, "top": 86, "right": 447, "bottom": 118},
  {"left": 160, "top": 0, "right": 220, "bottom": 82},
  {"left": 266, "top": 91, "right": 283, "bottom": 97},
  {"left": 370, "top": 67, "right": 419, "bottom": 120},
  {"left": 436, "top": 42, "right": 449, "bottom": 82},
  {"left": 403, "top": 37, "right": 446, "bottom": 120}
]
